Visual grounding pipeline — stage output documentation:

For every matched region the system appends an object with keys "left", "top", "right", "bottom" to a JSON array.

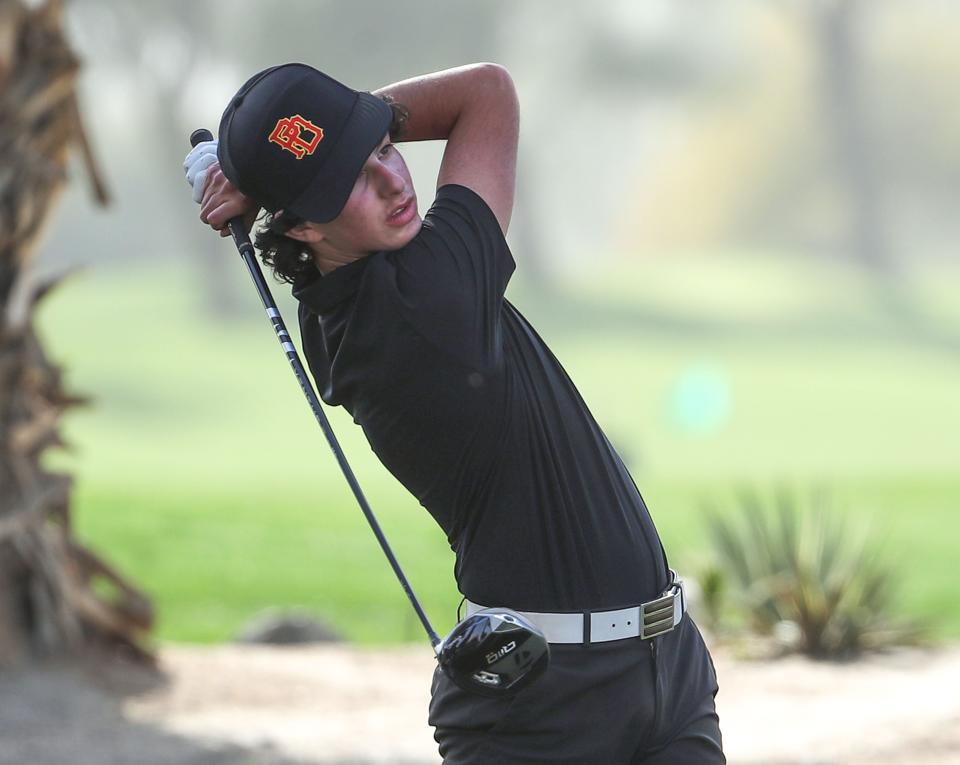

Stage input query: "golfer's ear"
[{"left": 285, "top": 222, "right": 325, "bottom": 244}]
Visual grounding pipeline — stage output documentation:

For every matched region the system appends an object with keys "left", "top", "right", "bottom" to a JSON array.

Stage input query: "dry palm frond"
[{"left": 0, "top": 0, "right": 151, "bottom": 665}]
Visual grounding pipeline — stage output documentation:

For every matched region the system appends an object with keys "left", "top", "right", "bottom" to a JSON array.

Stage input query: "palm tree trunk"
[{"left": 0, "top": 0, "right": 152, "bottom": 665}]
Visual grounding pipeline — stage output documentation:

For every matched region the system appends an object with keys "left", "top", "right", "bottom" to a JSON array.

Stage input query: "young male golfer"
[{"left": 185, "top": 62, "right": 724, "bottom": 764}]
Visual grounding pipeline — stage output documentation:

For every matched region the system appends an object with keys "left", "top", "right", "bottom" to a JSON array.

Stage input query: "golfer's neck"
[{"left": 312, "top": 248, "right": 370, "bottom": 276}]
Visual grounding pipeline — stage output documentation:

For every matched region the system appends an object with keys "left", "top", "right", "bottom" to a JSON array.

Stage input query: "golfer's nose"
[{"left": 375, "top": 163, "right": 405, "bottom": 196}]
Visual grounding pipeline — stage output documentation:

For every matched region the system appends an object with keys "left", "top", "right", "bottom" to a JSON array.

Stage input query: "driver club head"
[{"left": 437, "top": 608, "right": 550, "bottom": 697}]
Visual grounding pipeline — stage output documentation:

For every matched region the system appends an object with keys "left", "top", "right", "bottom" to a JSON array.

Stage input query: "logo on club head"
[
  {"left": 486, "top": 640, "right": 517, "bottom": 665},
  {"left": 269, "top": 115, "right": 324, "bottom": 159}
]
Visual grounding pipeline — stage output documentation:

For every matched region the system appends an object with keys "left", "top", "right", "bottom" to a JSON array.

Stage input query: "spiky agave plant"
[{"left": 707, "top": 489, "right": 917, "bottom": 658}]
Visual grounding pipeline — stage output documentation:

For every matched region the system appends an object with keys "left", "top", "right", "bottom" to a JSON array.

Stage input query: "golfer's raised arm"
[{"left": 373, "top": 63, "right": 519, "bottom": 235}]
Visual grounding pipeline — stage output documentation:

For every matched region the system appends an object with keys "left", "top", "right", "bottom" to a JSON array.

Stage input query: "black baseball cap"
[{"left": 217, "top": 63, "right": 392, "bottom": 223}]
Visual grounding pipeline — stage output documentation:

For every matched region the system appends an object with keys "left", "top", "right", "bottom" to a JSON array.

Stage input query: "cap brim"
[{"left": 286, "top": 93, "right": 392, "bottom": 223}]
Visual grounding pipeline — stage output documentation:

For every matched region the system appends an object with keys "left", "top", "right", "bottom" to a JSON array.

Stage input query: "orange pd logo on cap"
[{"left": 269, "top": 114, "right": 324, "bottom": 159}]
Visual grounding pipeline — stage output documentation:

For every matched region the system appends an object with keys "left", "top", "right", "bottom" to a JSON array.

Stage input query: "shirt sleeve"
[{"left": 383, "top": 184, "right": 516, "bottom": 369}]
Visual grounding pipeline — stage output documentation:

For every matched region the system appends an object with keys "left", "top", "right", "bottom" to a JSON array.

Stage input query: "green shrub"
[{"left": 705, "top": 489, "right": 921, "bottom": 657}]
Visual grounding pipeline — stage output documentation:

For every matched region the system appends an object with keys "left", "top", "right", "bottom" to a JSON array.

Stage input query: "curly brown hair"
[{"left": 254, "top": 95, "right": 410, "bottom": 284}]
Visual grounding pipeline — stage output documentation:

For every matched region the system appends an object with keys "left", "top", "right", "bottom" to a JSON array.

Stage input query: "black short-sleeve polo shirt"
[{"left": 293, "top": 184, "right": 668, "bottom": 611}]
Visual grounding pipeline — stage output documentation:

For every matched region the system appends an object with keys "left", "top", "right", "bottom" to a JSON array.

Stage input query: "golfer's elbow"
[{"left": 476, "top": 63, "right": 518, "bottom": 112}]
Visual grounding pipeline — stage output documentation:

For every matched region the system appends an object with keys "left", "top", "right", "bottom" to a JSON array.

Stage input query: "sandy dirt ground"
[{"left": 1, "top": 643, "right": 959, "bottom": 765}]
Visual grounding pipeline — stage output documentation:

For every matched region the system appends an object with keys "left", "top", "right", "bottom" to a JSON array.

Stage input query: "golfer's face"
[{"left": 318, "top": 134, "right": 421, "bottom": 256}]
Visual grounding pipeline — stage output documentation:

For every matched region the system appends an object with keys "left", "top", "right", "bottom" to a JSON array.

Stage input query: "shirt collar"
[{"left": 292, "top": 256, "right": 371, "bottom": 315}]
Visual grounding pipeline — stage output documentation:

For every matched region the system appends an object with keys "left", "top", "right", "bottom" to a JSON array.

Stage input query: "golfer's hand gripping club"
[{"left": 189, "top": 128, "right": 442, "bottom": 651}]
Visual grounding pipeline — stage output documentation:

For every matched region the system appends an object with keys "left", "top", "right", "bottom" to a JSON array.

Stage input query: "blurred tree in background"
[
  {"left": 0, "top": 0, "right": 151, "bottom": 665},
  {"left": 619, "top": 0, "right": 960, "bottom": 268},
  {"left": 50, "top": 1, "right": 959, "bottom": 294}
]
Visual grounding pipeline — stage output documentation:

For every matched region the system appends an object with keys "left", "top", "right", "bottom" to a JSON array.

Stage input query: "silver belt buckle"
[{"left": 639, "top": 579, "right": 681, "bottom": 640}]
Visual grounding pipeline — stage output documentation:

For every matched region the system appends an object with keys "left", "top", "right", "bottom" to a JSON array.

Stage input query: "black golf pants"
[{"left": 429, "top": 614, "right": 724, "bottom": 765}]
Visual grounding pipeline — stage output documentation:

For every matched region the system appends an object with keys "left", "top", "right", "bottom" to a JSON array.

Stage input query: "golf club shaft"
[{"left": 190, "top": 129, "right": 441, "bottom": 649}]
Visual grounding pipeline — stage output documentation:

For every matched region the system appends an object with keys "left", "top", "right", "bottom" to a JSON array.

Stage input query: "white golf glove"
[{"left": 183, "top": 140, "right": 219, "bottom": 203}]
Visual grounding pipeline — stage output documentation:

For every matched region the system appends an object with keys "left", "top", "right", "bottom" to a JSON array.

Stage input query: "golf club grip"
[
  {"left": 189, "top": 128, "right": 441, "bottom": 649},
  {"left": 190, "top": 128, "right": 213, "bottom": 147}
]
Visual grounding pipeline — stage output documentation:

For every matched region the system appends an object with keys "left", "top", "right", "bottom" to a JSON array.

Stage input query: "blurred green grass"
[{"left": 37, "top": 253, "right": 960, "bottom": 644}]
